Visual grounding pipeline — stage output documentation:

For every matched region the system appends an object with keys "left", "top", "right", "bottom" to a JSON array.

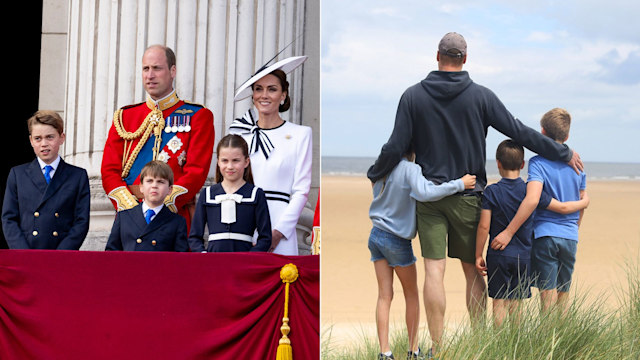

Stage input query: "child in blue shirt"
[
  {"left": 369, "top": 146, "right": 475, "bottom": 360},
  {"left": 490, "top": 108, "right": 587, "bottom": 313},
  {"left": 475, "top": 139, "right": 589, "bottom": 325}
]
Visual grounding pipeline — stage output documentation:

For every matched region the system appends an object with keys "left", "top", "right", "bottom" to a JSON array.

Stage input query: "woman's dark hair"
[
  {"left": 215, "top": 134, "right": 254, "bottom": 184},
  {"left": 270, "top": 69, "right": 291, "bottom": 112}
]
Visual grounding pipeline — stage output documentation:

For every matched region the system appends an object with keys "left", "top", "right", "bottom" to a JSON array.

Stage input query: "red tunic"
[
  {"left": 101, "top": 92, "right": 215, "bottom": 230},
  {"left": 311, "top": 191, "right": 320, "bottom": 254}
]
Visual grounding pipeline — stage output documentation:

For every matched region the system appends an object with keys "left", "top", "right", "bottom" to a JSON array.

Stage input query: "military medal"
[
  {"left": 157, "top": 150, "right": 170, "bottom": 163},
  {"left": 178, "top": 116, "right": 185, "bottom": 132},
  {"left": 165, "top": 117, "right": 172, "bottom": 133},
  {"left": 171, "top": 117, "right": 178, "bottom": 133},
  {"left": 184, "top": 116, "right": 191, "bottom": 132},
  {"left": 167, "top": 136, "right": 183, "bottom": 154},
  {"left": 178, "top": 151, "right": 187, "bottom": 166}
]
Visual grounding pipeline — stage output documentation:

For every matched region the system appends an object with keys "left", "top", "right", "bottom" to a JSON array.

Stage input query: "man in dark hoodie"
[{"left": 367, "top": 32, "right": 582, "bottom": 357}]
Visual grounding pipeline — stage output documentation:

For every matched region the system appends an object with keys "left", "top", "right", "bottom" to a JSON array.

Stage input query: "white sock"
[{"left": 383, "top": 350, "right": 393, "bottom": 356}]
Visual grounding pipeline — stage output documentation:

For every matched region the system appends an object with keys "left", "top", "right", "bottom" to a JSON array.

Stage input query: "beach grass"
[{"left": 322, "top": 261, "right": 640, "bottom": 360}]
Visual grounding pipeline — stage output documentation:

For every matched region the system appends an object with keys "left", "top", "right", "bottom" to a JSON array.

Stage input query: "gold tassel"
[
  {"left": 276, "top": 264, "right": 298, "bottom": 360},
  {"left": 115, "top": 106, "right": 165, "bottom": 179}
]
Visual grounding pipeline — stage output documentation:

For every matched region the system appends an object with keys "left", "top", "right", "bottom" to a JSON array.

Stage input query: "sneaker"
[
  {"left": 406, "top": 347, "right": 426, "bottom": 360},
  {"left": 426, "top": 348, "right": 438, "bottom": 360},
  {"left": 378, "top": 353, "right": 395, "bottom": 360}
]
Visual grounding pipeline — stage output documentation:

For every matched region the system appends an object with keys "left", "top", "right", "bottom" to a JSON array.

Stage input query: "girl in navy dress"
[{"left": 188, "top": 134, "right": 271, "bottom": 252}]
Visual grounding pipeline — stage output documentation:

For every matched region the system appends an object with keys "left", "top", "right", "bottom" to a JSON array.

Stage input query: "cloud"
[
  {"left": 595, "top": 49, "right": 640, "bottom": 85},
  {"left": 321, "top": 1, "right": 640, "bottom": 161},
  {"left": 369, "top": 7, "right": 410, "bottom": 20},
  {"left": 438, "top": 4, "right": 464, "bottom": 14},
  {"left": 526, "top": 31, "right": 553, "bottom": 43},
  {"left": 322, "top": 26, "right": 436, "bottom": 101}
]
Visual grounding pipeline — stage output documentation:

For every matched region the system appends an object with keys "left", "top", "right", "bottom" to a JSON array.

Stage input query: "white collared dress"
[{"left": 230, "top": 109, "right": 312, "bottom": 255}]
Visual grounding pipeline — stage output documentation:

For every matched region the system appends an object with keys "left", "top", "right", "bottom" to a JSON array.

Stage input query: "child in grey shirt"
[{"left": 369, "top": 147, "right": 475, "bottom": 360}]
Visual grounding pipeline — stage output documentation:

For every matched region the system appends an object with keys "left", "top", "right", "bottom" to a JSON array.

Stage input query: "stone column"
[{"left": 47, "top": 0, "right": 318, "bottom": 251}]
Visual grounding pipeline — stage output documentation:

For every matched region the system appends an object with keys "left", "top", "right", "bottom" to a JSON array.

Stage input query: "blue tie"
[
  {"left": 145, "top": 209, "right": 155, "bottom": 224},
  {"left": 44, "top": 165, "right": 53, "bottom": 184}
]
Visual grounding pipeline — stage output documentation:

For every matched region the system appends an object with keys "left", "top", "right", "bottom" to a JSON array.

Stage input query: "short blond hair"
[{"left": 540, "top": 108, "right": 571, "bottom": 142}]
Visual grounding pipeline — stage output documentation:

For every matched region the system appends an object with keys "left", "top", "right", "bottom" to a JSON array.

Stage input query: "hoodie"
[{"left": 367, "top": 71, "right": 572, "bottom": 191}]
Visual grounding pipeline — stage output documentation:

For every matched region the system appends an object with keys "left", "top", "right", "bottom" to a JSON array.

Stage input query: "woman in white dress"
[{"left": 230, "top": 57, "right": 312, "bottom": 255}]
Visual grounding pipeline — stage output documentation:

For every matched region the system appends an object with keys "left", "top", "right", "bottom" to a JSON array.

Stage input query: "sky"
[{"left": 321, "top": 0, "right": 640, "bottom": 163}]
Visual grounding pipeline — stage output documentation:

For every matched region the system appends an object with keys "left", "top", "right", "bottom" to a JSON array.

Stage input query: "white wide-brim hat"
[{"left": 234, "top": 55, "right": 308, "bottom": 101}]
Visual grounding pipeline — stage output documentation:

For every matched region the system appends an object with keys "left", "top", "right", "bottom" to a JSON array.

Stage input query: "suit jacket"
[
  {"left": 106, "top": 204, "right": 188, "bottom": 251},
  {"left": 2, "top": 158, "right": 90, "bottom": 249}
]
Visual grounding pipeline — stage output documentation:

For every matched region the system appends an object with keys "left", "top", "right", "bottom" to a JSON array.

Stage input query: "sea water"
[{"left": 321, "top": 156, "right": 640, "bottom": 181}]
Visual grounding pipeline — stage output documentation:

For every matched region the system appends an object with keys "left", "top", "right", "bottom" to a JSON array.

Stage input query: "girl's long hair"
[{"left": 215, "top": 134, "right": 254, "bottom": 184}]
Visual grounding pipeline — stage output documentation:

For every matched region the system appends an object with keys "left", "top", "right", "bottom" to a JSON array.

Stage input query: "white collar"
[
  {"left": 37, "top": 156, "right": 61, "bottom": 171},
  {"left": 142, "top": 202, "right": 165, "bottom": 215}
]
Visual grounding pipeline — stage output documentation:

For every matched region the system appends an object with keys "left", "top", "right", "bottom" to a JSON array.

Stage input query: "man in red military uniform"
[{"left": 101, "top": 45, "right": 215, "bottom": 230}]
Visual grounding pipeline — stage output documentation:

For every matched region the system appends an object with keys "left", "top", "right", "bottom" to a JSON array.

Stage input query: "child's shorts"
[
  {"left": 368, "top": 226, "right": 416, "bottom": 267},
  {"left": 486, "top": 254, "right": 532, "bottom": 299},
  {"left": 531, "top": 236, "right": 577, "bottom": 292}
]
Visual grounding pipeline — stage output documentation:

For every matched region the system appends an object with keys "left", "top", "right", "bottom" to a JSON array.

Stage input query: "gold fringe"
[
  {"left": 113, "top": 107, "right": 165, "bottom": 179},
  {"left": 276, "top": 264, "right": 298, "bottom": 360},
  {"left": 164, "top": 185, "right": 188, "bottom": 213},
  {"left": 107, "top": 186, "right": 139, "bottom": 211}
]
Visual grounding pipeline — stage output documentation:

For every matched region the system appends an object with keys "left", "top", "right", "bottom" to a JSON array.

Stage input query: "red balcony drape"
[{"left": 0, "top": 250, "right": 319, "bottom": 359}]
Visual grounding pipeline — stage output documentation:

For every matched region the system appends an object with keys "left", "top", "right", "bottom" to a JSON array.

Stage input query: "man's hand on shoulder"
[{"left": 568, "top": 149, "right": 584, "bottom": 174}]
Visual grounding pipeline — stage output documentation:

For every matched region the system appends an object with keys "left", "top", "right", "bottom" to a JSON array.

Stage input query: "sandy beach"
[{"left": 321, "top": 175, "right": 640, "bottom": 347}]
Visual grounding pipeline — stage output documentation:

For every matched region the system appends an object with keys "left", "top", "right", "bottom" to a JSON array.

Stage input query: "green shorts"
[{"left": 416, "top": 194, "right": 481, "bottom": 264}]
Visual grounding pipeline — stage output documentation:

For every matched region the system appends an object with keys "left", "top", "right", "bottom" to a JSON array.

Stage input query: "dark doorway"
[{"left": 1, "top": 1, "right": 43, "bottom": 248}]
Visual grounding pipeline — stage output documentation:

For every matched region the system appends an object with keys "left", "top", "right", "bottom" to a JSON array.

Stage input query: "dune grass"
[{"left": 322, "top": 261, "right": 640, "bottom": 359}]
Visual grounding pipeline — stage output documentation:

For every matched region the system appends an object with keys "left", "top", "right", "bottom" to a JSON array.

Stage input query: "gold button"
[
  {"left": 55, "top": 213, "right": 60, "bottom": 218},
  {"left": 34, "top": 212, "right": 40, "bottom": 217},
  {"left": 151, "top": 240, "right": 157, "bottom": 246},
  {"left": 136, "top": 239, "right": 142, "bottom": 244},
  {"left": 32, "top": 231, "right": 38, "bottom": 236},
  {"left": 53, "top": 231, "right": 58, "bottom": 237}
]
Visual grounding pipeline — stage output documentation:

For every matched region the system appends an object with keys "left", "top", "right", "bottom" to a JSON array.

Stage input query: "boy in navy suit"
[
  {"left": 2, "top": 110, "right": 90, "bottom": 249},
  {"left": 106, "top": 160, "right": 188, "bottom": 251}
]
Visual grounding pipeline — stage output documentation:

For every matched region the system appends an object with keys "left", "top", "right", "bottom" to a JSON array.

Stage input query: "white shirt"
[
  {"left": 37, "top": 156, "right": 61, "bottom": 179},
  {"left": 141, "top": 202, "right": 165, "bottom": 223}
]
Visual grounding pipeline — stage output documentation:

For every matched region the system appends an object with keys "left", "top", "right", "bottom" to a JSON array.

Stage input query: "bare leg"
[
  {"left": 557, "top": 290, "right": 570, "bottom": 314},
  {"left": 539, "top": 289, "right": 558, "bottom": 313},
  {"left": 507, "top": 299, "right": 523, "bottom": 325},
  {"left": 374, "top": 259, "right": 394, "bottom": 354},
  {"left": 461, "top": 261, "right": 487, "bottom": 324},
  {"left": 395, "top": 263, "right": 420, "bottom": 353},
  {"left": 423, "top": 258, "right": 446, "bottom": 352},
  {"left": 492, "top": 299, "right": 507, "bottom": 326}
]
